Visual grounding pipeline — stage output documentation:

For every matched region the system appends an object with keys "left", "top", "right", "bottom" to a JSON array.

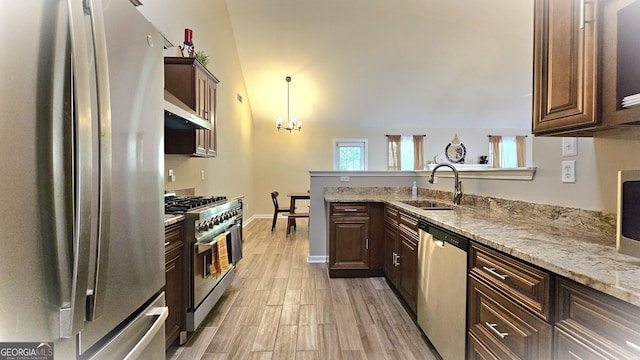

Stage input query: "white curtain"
[{"left": 387, "top": 135, "right": 401, "bottom": 170}]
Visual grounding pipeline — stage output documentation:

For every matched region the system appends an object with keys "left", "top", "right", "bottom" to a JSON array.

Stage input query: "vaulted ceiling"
[{"left": 226, "top": 0, "right": 534, "bottom": 130}]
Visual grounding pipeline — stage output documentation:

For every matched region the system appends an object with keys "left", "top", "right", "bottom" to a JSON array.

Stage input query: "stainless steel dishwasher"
[{"left": 417, "top": 219, "right": 469, "bottom": 360}]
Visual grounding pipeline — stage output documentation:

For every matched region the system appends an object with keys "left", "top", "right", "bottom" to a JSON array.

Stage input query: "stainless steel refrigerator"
[{"left": 0, "top": 0, "right": 166, "bottom": 359}]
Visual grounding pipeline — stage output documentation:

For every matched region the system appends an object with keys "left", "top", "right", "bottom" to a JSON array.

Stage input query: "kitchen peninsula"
[
  {"left": 322, "top": 187, "right": 639, "bottom": 306},
  {"left": 313, "top": 180, "right": 640, "bottom": 358}
]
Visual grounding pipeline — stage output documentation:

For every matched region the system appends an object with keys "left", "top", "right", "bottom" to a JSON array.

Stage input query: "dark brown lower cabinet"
[
  {"left": 468, "top": 276, "right": 553, "bottom": 360},
  {"left": 468, "top": 242, "right": 553, "bottom": 360},
  {"left": 382, "top": 207, "right": 419, "bottom": 315},
  {"left": 328, "top": 202, "right": 383, "bottom": 277},
  {"left": 555, "top": 277, "right": 640, "bottom": 359},
  {"left": 164, "top": 222, "right": 184, "bottom": 349},
  {"left": 397, "top": 222, "right": 418, "bottom": 313},
  {"left": 330, "top": 216, "right": 370, "bottom": 270}
]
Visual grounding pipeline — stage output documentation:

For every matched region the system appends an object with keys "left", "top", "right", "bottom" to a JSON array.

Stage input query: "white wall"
[
  {"left": 134, "top": 1, "right": 640, "bottom": 229},
  {"left": 137, "top": 0, "right": 256, "bottom": 216},
  {"left": 307, "top": 129, "right": 640, "bottom": 260}
]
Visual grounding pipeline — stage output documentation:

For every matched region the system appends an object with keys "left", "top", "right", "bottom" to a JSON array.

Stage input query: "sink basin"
[{"left": 400, "top": 201, "right": 455, "bottom": 210}]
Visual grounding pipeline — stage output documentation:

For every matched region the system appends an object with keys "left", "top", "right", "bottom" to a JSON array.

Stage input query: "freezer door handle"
[
  {"left": 84, "top": 0, "right": 113, "bottom": 322},
  {"left": 59, "top": 0, "right": 95, "bottom": 339},
  {"left": 123, "top": 306, "right": 169, "bottom": 360}
]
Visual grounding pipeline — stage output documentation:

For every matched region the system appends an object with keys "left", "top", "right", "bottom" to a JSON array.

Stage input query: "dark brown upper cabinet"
[
  {"left": 533, "top": 0, "right": 640, "bottom": 136},
  {"left": 164, "top": 57, "right": 218, "bottom": 157}
]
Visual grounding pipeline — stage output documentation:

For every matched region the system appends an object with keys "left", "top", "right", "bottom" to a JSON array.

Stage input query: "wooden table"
[{"left": 286, "top": 193, "right": 310, "bottom": 234}]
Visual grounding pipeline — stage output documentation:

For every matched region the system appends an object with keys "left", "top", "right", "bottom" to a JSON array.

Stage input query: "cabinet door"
[
  {"left": 398, "top": 231, "right": 418, "bottom": 313},
  {"left": 602, "top": 0, "right": 640, "bottom": 126},
  {"left": 206, "top": 78, "right": 217, "bottom": 157},
  {"left": 383, "top": 224, "right": 398, "bottom": 282},
  {"left": 329, "top": 217, "right": 370, "bottom": 270},
  {"left": 194, "top": 68, "right": 210, "bottom": 156},
  {"left": 195, "top": 68, "right": 209, "bottom": 120},
  {"left": 165, "top": 246, "right": 183, "bottom": 348},
  {"left": 532, "top": 0, "right": 601, "bottom": 134}
]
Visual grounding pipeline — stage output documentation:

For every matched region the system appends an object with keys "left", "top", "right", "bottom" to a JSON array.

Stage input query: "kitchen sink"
[{"left": 400, "top": 200, "right": 455, "bottom": 210}]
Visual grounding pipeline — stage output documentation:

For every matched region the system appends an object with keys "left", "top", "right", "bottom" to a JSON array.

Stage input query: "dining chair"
[{"left": 271, "top": 191, "right": 291, "bottom": 231}]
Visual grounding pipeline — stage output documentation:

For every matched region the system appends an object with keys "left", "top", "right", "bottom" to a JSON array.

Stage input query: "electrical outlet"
[
  {"left": 168, "top": 169, "right": 175, "bottom": 182},
  {"left": 562, "top": 160, "right": 576, "bottom": 183},
  {"left": 432, "top": 176, "right": 439, "bottom": 184},
  {"left": 340, "top": 176, "right": 350, "bottom": 182},
  {"left": 201, "top": 170, "right": 205, "bottom": 181}
]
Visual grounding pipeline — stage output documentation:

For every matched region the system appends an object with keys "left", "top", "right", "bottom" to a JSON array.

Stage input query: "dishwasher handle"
[{"left": 418, "top": 219, "right": 468, "bottom": 252}]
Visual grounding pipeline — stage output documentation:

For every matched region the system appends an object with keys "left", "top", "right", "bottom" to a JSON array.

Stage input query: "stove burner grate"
[{"left": 164, "top": 195, "right": 227, "bottom": 214}]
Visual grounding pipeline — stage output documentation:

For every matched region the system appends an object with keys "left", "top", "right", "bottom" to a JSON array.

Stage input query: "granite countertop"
[
  {"left": 325, "top": 193, "right": 640, "bottom": 308},
  {"left": 164, "top": 214, "right": 185, "bottom": 227}
]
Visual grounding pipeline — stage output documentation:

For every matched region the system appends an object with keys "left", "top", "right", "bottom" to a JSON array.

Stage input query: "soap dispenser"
[{"left": 412, "top": 181, "right": 418, "bottom": 199}]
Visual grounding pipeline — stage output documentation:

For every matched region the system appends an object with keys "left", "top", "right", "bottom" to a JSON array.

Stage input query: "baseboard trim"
[
  {"left": 307, "top": 255, "right": 328, "bottom": 264},
  {"left": 242, "top": 215, "right": 257, "bottom": 227}
]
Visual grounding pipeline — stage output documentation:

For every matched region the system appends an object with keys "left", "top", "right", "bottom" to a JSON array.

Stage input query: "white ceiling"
[{"left": 226, "top": 0, "right": 534, "bottom": 130}]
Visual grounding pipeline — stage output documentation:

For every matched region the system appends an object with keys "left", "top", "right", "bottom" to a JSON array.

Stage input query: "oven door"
[{"left": 192, "top": 232, "right": 229, "bottom": 308}]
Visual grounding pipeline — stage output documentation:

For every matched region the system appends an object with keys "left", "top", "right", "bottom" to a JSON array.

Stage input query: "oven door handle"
[{"left": 196, "top": 231, "right": 230, "bottom": 247}]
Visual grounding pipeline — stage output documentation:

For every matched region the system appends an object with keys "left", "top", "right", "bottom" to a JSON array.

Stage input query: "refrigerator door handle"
[
  {"left": 84, "top": 0, "right": 113, "bottom": 322},
  {"left": 123, "top": 306, "right": 169, "bottom": 360},
  {"left": 60, "top": 0, "right": 95, "bottom": 338}
]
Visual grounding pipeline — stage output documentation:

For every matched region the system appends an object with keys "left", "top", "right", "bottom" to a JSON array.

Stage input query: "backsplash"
[{"left": 324, "top": 186, "right": 617, "bottom": 236}]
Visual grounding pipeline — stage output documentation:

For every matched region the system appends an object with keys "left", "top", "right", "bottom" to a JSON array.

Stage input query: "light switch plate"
[
  {"left": 562, "top": 160, "right": 576, "bottom": 183},
  {"left": 340, "top": 176, "right": 350, "bottom": 182},
  {"left": 562, "top": 137, "right": 577, "bottom": 156}
]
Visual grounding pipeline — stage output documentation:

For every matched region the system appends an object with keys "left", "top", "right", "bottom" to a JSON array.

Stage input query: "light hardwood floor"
[{"left": 167, "top": 218, "right": 439, "bottom": 360}]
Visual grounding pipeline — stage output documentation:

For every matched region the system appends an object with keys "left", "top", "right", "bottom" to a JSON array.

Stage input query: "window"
[
  {"left": 387, "top": 135, "right": 424, "bottom": 170},
  {"left": 488, "top": 135, "right": 526, "bottom": 168},
  {"left": 334, "top": 140, "right": 368, "bottom": 170}
]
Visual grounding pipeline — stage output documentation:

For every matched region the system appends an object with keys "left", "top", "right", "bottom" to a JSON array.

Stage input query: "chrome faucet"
[{"left": 428, "top": 164, "right": 462, "bottom": 205}]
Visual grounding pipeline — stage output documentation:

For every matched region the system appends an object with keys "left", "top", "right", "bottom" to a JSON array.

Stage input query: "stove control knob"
[
  {"left": 208, "top": 220, "right": 214, "bottom": 229},
  {"left": 214, "top": 216, "right": 220, "bottom": 225}
]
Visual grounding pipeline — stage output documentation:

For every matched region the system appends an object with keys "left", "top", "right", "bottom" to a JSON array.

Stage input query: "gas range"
[
  {"left": 164, "top": 194, "right": 243, "bottom": 336},
  {"left": 164, "top": 194, "right": 242, "bottom": 243},
  {"left": 165, "top": 195, "right": 228, "bottom": 214}
]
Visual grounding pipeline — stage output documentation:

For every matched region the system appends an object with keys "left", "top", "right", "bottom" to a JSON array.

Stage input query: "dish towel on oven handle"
[
  {"left": 216, "top": 233, "right": 229, "bottom": 273},
  {"left": 228, "top": 224, "right": 243, "bottom": 264}
]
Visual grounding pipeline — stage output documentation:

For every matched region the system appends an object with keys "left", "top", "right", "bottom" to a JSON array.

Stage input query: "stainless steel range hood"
[{"left": 164, "top": 90, "right": 211, "bottom": 130}]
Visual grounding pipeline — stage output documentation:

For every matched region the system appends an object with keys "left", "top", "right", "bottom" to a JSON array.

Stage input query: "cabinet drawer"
[
  {"left": 331, "top": 203, "right": 369, "bottom": 216},
  {"left": 468, "top": 332, "right": 500, "bottom": 360},
  {"left": 164, "top": 222, "right": 184, "bottom": 253},
  {"left": 468, "top": 276, "right": 553, "bottom": 360},
  {"left": 384, "top": 206, "right": 398, "bottom": 224},
  {"left": 555, "top": 326, "right": 614, "bottom": 360},
  {"left": 399, "top": 211, "right": 418, "bottom": 230},
  {"left": 470, "top": 243, "right": 552, "bottom": 321},
  {"left": 556, "top": 277, "right": 640, "bottom": 359}
]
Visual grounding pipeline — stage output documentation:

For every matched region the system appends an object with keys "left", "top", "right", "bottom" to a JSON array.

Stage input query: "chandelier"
[{"left": 276, "top": 76, "right": 302, "bottom": 132}]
